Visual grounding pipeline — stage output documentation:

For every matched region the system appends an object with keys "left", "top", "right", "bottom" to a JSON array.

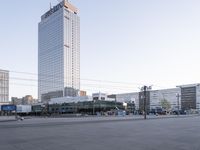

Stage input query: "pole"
[
  {"left": 177, "top": 93, "right": 180, "bottom": 116},
  {"left": 144, "top": 86, "right": 147, "bottom": 119},
  {"left": 15, "top": 106, "right": 17, "bottom": 120},
  {"left": 93, "top": 100, "right": 95, "bottom": 115}
]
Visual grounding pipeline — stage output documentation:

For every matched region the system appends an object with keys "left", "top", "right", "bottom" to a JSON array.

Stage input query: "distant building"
[
  {"left": 49, "top": 96, "right": 92, "bottom": 104},
  {"left": 41, "top": 91, "right": 63, "bottom": 103},
  {"left": 115, "top": 85, "right": 200, "bottom": 111},
  {"left": 80, "top": 90, "right": 87, "bottom": 96},
  {"left": 49, "top": 94, "right": 117, "bottom": 105},
  {"left": 107, "top": 94, "right": 117, "bottom": 101},
  {"left": 11, "top": 95, "right": 38, "bottom": 105},
  {"left": 92, "top": 93, "right": 115, "bottom": 101},
  {"left": 116, "top": 92, "right": 139, "bottom": 104},
  {"left": 149, "top": 88, "right": 180, "bottom": 110},
  {"left": 178, "top": 84, "right": 200, "bottom": 110},
  {"left": 92, "top": 93, "right": 107, "bottom": 101},
  {"left": 38, "top": 0, "right": 80, "bottom": 102},
  {"left": 0, "top": 69, "right": 9, "bottom": 102}
]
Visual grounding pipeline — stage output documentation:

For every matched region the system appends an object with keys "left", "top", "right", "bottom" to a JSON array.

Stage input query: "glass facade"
[
  {"left": 38, "top": 0, "right": 80, "bottom": 102},
  {"left": 181, "top": 86, "right": 196, "bottom": 110},
  {"left": 0, "top": 69, "right": 9, "bottom": 102},
  {"left": 116, "top": 88, "right": 181, "bottom": 111}
]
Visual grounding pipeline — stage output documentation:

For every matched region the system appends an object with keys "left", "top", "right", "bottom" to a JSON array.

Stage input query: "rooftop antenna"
[{"left": 50, "top": 2, "right": 52, "bottom": 9}]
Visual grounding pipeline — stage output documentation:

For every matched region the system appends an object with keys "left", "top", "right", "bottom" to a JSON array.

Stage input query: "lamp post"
[
  {"left": 176, "top": 93, "right": 180, "bottom": 116},
  {"left": 141, "top": 85, "right": 152, "bottom": 119},
  {"left": 143, "top": 86, "right": 147, "bottom": 119},
  {"left": 131, "top": 98, "right": 136, "bottom": 115},
  {"left": 93, "top": 100, "right": 95, "bottom": 115}
]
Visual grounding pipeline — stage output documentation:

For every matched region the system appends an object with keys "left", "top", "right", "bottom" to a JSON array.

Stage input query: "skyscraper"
[
  {"left": 38, "top": 0, "right": 80, "bottom": 102},
  {"left": 0, "top": 69, "right": 9, "bottom": 102}
]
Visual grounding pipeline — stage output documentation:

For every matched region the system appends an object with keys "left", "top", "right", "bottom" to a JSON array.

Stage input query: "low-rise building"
[
  {"left": 79, "top": 90, "right": 87, "bottom": 96},
  {"left": 49, "top": 96, "right": 92, "bottom": 105},
  {"left": 11, "top": 95, "right": 38, "bottom": 105},
  {"left": 16, "top": 105, "right": 32, "bottom": 113},
  {"left": 92, "top": 93, "right": 115, "bottom": 101},
  {"left": 92, "top": 93, "right": 107, "bottom": 100}
]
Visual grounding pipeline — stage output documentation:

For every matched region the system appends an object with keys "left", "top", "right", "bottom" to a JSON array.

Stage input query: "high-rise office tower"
[
  {"left": 0, "top": 69, "right": 9, "bottom": 102},
  {"left": 38, "top": 0, "right": 80, "bottom": 102}
]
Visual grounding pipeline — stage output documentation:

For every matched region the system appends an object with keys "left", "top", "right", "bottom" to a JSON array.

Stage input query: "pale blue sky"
[{"left": 1, "top": 0, "right": 200, "bottom": 99}]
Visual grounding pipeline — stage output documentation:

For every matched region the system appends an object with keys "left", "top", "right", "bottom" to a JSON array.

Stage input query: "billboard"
[{"left": 1, "top": 105, "right": 16, "bottom": 111}]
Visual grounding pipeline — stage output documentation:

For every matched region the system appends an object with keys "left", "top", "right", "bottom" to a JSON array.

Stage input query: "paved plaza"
[{"left": 0, "top": 116, "right": 200, "bottom": 150}]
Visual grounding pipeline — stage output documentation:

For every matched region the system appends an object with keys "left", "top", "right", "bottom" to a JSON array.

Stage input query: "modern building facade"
[
  {"left": 115, "top": 84, "right": 200, "bottom": 112},
  {"left": 116, "top": 92, "right": 139, "bottom": 107},
  {"left": 178, "top": 84, "right": 200, "bottom": 111},
  {"left": 38, "top": 0, "right": 80, "bottom": 102},
  {"left": 149, "top": 88, "right": 180, "bottom": 110},
  {"left": 0, "top": 69, "right": 9, "bottom": 102}
]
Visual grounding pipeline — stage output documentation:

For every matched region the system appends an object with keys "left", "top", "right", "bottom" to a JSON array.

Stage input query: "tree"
[{"left": 160, "top": 99, "right": 171, "bottom": 111}]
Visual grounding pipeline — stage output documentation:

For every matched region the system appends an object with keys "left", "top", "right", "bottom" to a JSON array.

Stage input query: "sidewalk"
[{"left": 0, "top": 116, "right": 16, "bottom": 122}]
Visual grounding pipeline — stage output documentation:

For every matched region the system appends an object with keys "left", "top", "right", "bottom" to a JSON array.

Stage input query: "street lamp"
[
  {"left": 141, "top": 85, "right": 152, "bottom": 119},
  {"left": 93, "top": 100, "right": 95, "bottom": 115},
  {"left": 176, "top": 93, "right": 181, "bottom": 116},
  {"left": 131, "top": 98, "right": 136, "bottom": 115}
]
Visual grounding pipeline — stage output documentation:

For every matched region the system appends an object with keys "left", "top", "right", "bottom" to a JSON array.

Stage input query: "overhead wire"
[{"left": 2, "top": 69, "right": 171, "bottom": 94}]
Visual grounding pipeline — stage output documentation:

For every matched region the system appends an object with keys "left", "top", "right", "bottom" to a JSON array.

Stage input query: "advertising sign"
[{"left": 1, "top": 105, "right": 16, "bottom": 111}]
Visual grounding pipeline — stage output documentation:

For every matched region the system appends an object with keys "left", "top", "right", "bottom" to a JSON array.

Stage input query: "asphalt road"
[{"left": 0, "top": 116, "right": 200, "bottom": 150}]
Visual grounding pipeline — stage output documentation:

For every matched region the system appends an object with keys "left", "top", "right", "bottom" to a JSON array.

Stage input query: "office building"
[
  {"left": 115, "top": 84, "right": 200, "bottom": 111},
  {"left": 38, "top": 0, "right": 80, "bottom": 102},
  {"left": 149, "top": 88, "right": 180, "bottom": 110},
  {"left": 0, "top": 69, "right": 9, "bottom": 102},
  {"left": 178, "top": 84, "right": 200, "bottom": 110}
]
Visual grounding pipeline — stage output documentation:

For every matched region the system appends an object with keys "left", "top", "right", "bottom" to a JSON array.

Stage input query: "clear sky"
[{"left": 1, "top": 0, "right": 200, "bottom": 99}]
